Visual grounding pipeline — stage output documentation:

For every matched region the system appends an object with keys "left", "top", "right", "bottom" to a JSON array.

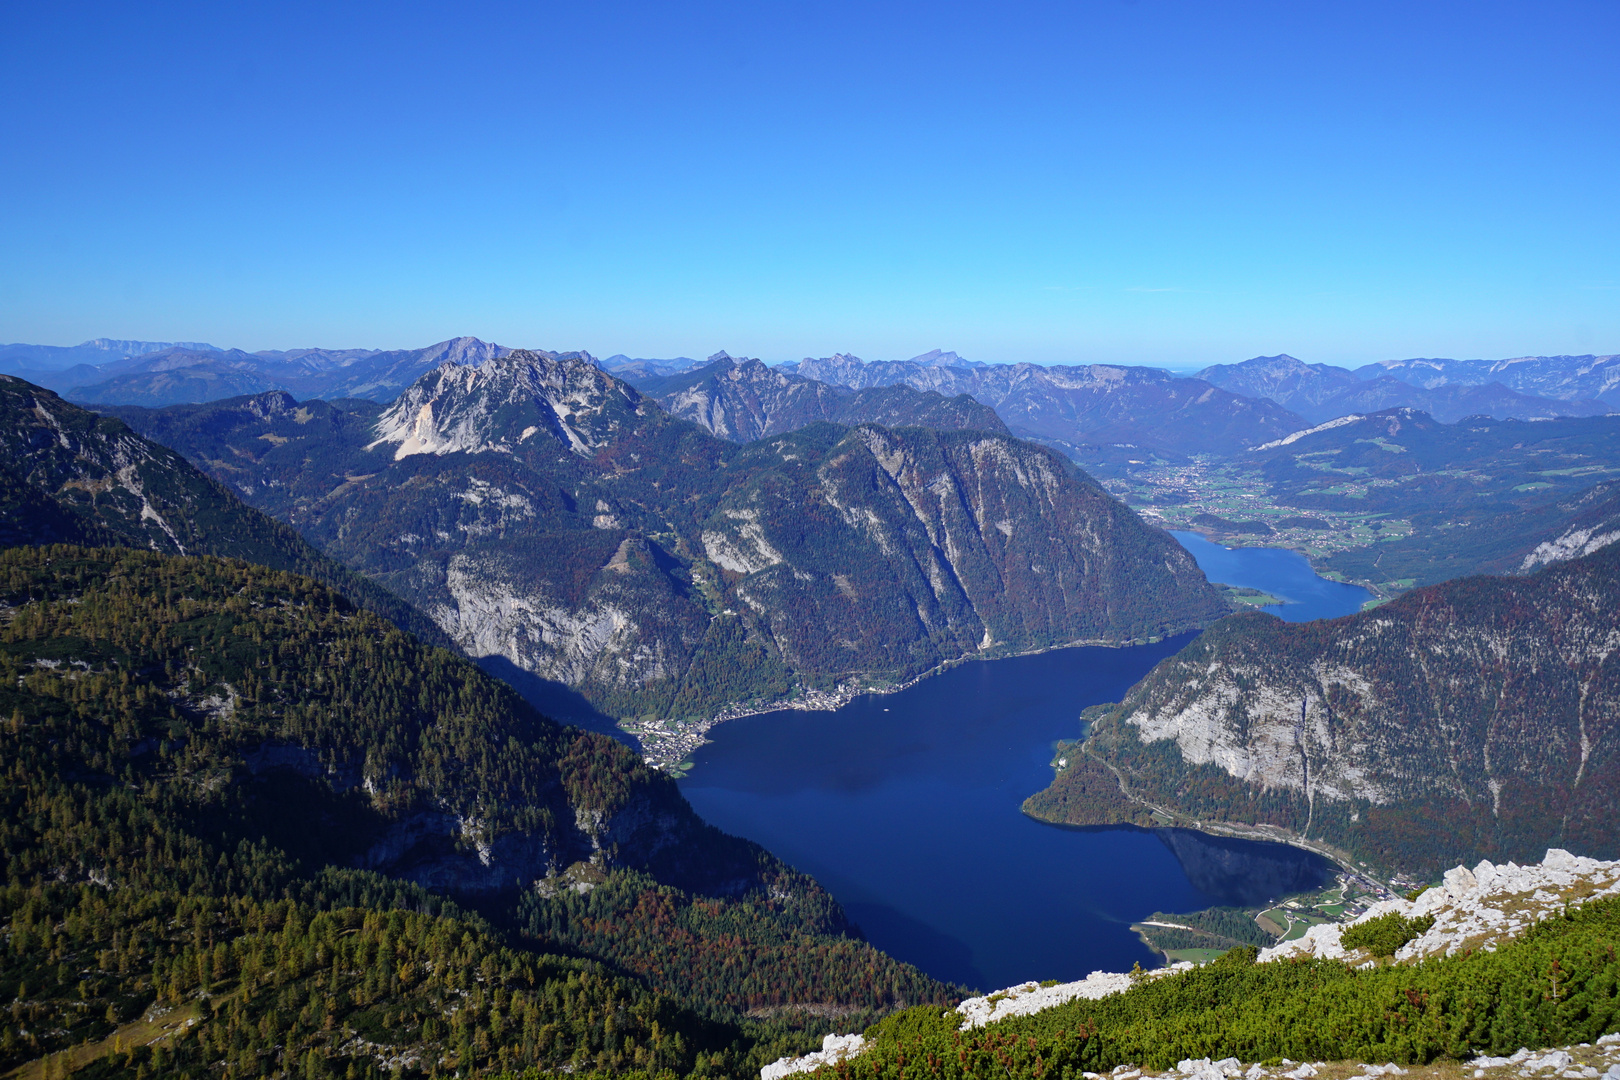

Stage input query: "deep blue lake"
[
  {"left": 1170, "top": 530, "right": 1371, "bottom": 621},
  {"left": 677, "top": 538, "right": 1354, "bottom": 992}
]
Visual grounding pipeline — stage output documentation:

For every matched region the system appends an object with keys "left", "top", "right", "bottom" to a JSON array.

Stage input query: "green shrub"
[{"left": 1340, "top": 912, "right": 1436, "bottom": 957}]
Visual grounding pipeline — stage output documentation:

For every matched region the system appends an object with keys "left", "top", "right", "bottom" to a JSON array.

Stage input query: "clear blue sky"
[{"left": 3, "top": 1, "right": 1616, "bottom": 368}]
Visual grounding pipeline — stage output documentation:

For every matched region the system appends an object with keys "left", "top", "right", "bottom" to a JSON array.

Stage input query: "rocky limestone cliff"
[
  {"left": 0, "top": 375, "right": 452, "bottom": 647},
  {"left": 1517, "top": 482, "right": 1620, "bottom": 573},
  {"left": 104, "top": 357, "right": 1228, "bottom": 735},
  {"left": 369, "top": 350, "right": 648, "bottom": 459},
  {"left": 1025, "top": 542, "right": 1620, "bottom": 876}
]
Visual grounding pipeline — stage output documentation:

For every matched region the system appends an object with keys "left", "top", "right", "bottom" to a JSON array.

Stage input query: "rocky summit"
[{"left": 102, "top": 353, "right": 1229, "bottom": 742}]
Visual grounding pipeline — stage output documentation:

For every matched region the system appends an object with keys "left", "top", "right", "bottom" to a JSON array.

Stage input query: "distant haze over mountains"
[
  {"left": 1199, "top": 353, "right": 1617, "bottom": 424},
  {"left": 615, "top": 351, "right": 1009, "bottom": 442},
  {"left": 787, "top": 351, "right": 1307, "bottom": 458},
  {"left": 4, "top": 336, "right": 1614, "bottom": 437},
  {"left": 0, "top": 335, "right": 513, "bottom": 406}
]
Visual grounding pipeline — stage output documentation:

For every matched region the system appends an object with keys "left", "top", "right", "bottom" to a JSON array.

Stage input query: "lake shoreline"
[
  {"left": 1028, "top": 814, "right": 1396, "bottom": 897},
  {"left": 1172, "top": 525, "right": 1390, "bottom": 601},
  {"left": 630, "top": 630, "right": 1204, "bottom": 772},
  {"left": 675, "top": 534, "right": 1396, "bottom": 987}
]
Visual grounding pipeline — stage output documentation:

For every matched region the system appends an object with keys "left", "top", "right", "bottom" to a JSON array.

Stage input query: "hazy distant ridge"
[{"left": 1200, "top": 353, "right": 1617, "bottom": 423}]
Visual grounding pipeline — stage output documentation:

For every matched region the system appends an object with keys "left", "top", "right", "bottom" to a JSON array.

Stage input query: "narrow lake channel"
[{"left": 678, "top": 536, "right": 1361, "bottom": 991}]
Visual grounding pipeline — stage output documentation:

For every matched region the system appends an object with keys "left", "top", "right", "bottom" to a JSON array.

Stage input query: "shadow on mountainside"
[{"left": 476, "top": 655, "right": 641, "bottom": 751}]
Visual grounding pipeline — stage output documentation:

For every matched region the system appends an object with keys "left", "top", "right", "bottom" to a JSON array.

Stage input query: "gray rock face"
[
  {"left": 105, "top": 354, "right": 1229, "bottom": 722},
  {"left": 369, "top": 351, "right": 646, "bottom": 458},
  {"left": 379, "top": 407, "right": 1224, "bottom": 718},
  {"left": 1073, "top": 541, "right": 1620, "bottom": 873}
]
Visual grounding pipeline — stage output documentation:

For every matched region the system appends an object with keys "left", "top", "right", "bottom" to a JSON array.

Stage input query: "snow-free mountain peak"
[
  {"left": 637, "top": 350, "right": 1009, "bottom": 442},
  {"left": 368, "top": 348, "right": 650, "bottom": 460},
  {"left": 906, "top": 348, "right": 980, "bottom": 369}
]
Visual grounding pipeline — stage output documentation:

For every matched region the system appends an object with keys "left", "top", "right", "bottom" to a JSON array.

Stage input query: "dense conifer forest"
[{"left": 0, "top": 546, "right": 958, "bottom": 1078}]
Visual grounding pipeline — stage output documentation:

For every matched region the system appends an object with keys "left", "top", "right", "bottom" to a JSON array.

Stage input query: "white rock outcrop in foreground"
[
  {"left": 761, "top": 849, "right": 1620, "bottom": 1079},
  {"left": 1261, "top": 849, "right": 1620, "bottom": 964},
  {"left": 761, "top": 1034, "right": 867, "bottom": 1080},
  {"left": 956, "top": 969, "right": 1180, "bottom": 1029}
]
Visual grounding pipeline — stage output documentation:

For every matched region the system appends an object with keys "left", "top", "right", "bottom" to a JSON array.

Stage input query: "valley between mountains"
[
  {"left": 3, "top": 339, "right": 1620, "bottom": 1080},
  {"left": 101, "top": 352, "right": 1226, "bottom": 761}
]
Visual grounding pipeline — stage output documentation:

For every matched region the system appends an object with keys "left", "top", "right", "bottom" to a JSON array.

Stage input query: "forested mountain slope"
[
  {"left": 1024, "top": 542, "right": 1620, "bottom": 878},
  {"left": 0, "top": 546, "right": 956, "bottom": 1078},
  {"left": 792, "top": 354, "right": 1306, "bottom": 457},
  {"left": 624, "top": 352, "right": 1008, "bottom": 441},
  {"left": 108, "top": 353, "right": 1226, "bottom": 724},
  {"left": 1325, "top": 479, "right": 1620, "bottom": 589},
  {"left": 0, "top": 375, "right": 450, "bottom": 649}
]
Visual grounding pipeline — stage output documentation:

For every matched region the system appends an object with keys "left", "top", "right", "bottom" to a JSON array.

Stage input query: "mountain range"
[
  {"left": 5, "top": 333, "right": 1620, "bottom": 1078},
  {"left": 9, "top": 338, "right": 1618, "bottom": 454},
  {"left": 618, "top": 351, "right": 1009, "bottom": 442},
  {"left": 788, "top": 353, "right": 1308, "bottom": 458},
  {"left": 0, "top": 366, "right": 991, "bottom": 1075},
  {"left": 1023, "top": 539, "right": 1620, "bottom": 878},
  {"left": 3, "top": 336, "right": 513, "bottom": 406},
  {"left": 0, "top": 337, "right": 222, "bottom": 371},
  {"left": 1199, "top": 354, "right": 1616, "bottom": 424},
  {"left": 1362, "top": 353, "right": 1620, "bottom": 405},
  {"left": 102, "top": 354, "right": 1228, "bottom": 727}
]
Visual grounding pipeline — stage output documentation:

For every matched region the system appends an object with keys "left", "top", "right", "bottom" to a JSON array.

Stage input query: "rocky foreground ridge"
[{"left": 765, "top": 849, "right": 1620, "bottom": 1080}]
